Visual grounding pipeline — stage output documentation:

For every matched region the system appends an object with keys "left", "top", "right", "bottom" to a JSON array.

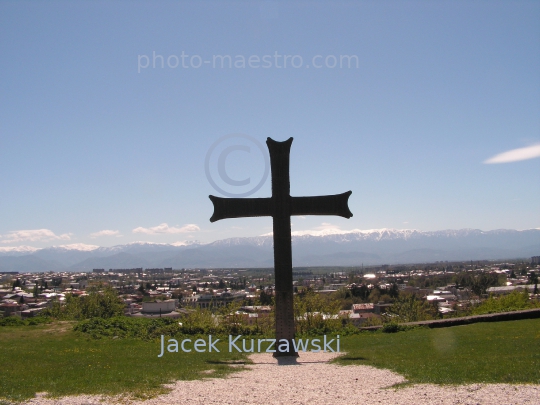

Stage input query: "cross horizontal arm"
[
  {"left": 209, "top": 195, "right": 273, "bottom": 223},
  {"left": 290, "top": 191, "right": 353, "bottom": 218}
]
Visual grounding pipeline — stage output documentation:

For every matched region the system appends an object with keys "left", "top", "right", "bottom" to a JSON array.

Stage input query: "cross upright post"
[{"left": 209, "top": 137, "right": 352, "bottom": 356}]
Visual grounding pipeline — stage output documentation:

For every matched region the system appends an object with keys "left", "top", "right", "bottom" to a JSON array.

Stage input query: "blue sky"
[{"left": 1, "top": 1, "right": 539, "bottom": 250}]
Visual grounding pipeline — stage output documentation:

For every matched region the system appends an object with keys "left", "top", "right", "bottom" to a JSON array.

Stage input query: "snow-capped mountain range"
[{"left": 0, "top": 228, "right": 539, "bottom": 272}]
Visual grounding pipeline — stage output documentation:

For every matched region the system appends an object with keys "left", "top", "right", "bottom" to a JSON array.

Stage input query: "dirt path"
[{"left": 22, "top": 352, "right": 539, "bottom": 405}]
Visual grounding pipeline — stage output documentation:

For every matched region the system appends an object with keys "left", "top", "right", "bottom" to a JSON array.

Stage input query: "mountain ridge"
[{"left": 0, "top": 228, "right": 538, "bottom": 272}]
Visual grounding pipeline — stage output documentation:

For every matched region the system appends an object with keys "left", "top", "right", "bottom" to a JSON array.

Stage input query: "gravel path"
[{"left": 22, "top": 352, "right": 539, "bottom": 405}]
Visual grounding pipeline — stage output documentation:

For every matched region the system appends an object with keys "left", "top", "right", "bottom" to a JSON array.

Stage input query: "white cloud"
[
  {"left": 0, "top": 229, "right": 72, "bottom": 244},
  {"left": 132, "top": 223, "right": 200, "bottom": 235},
  {"left": 0, "top": 245, "right": 41, "bottom": 253},
  {"left": 484, "top": 143, "right": 540, "bottom": 164},
  {"left": 90, "top": 230, "right": 122, "bottom": 238}
]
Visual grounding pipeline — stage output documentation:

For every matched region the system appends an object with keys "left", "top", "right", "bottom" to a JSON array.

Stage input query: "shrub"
[
  {"left": 74, "top": 317, "right": 181, "bottom": 340},
  {"left": 381, "top": 322, "right": 400, "bottom": 333},
  {"left": 0, "top": 317, "right": 25, "bottom": 327},
  {"left": 0, "top": 316, "right": 51, "bottom": 327},
  {"left": 380, "top": 321, "right": 421, "bottom": 333},
  {"left": 471, "top": 290, "right": 539, "bottom": 315}
]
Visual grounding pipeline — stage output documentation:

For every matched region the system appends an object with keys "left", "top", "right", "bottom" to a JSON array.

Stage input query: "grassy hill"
[
  {"left": 1, "top": 318, "right": 539, "bottom": 402},
  {"left": 335, "top": 318, "right": 540, "bottom": 385}
]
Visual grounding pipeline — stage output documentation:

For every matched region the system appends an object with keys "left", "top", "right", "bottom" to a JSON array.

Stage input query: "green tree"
[
  {"left": 379, "top": 294, "right": 393, "bottom": 303},
  {"left": 259, "top": 290, "right": 273, "bottom": 305},
  {"left": 294, "top": 290, "right": 341, "bottom": 334},
  {"left": 470, "top": 273, "right": 500, "bottom": 297},
  {"left": 388, "top": 283, "right": 400, "bottom": 299},
  {"left": 368, "top": 288, "right": 381, "bottom": 303},
  {"left": 217, "top": 301, "right": 249, "bottom": 335},
  {"left": 528, "top": 272, "right": 538, "bottom": 295},
  {"left": 43, "top": 286, "right": 125, "bottom": 320},
  {"left": 351, "top": 284, "right": 370, "bottom": 300},
  {"left": 384, "top": 294, "right": 438, "bottom": 323}
]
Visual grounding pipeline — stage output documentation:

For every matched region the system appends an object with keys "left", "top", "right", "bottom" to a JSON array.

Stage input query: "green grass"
[
  {"left": 2, "top": 318, "right": 539, "bottom": 403},
  {"left": 0, "top": 322, "right": 248, "bottom": 403},
  {"left": 335, "top": 318, "right": 540, "bottom": 385}
]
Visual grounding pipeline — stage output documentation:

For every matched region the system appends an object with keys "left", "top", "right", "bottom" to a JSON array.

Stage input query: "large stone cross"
[{"left": 209, "top": 137, "right": 352, "bottom": 356}]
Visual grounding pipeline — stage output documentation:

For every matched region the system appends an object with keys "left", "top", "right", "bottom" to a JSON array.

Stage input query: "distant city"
[
  {"left": 1, "top": 255, "right": 538, "bottom": 323},
  {"left": 2, "top": 227, "right": 538, "bottom": 322}
]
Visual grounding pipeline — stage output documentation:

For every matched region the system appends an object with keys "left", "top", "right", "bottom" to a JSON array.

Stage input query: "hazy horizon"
[{"left": 1, "top": 227, "right": 539, "bottom": 253}]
